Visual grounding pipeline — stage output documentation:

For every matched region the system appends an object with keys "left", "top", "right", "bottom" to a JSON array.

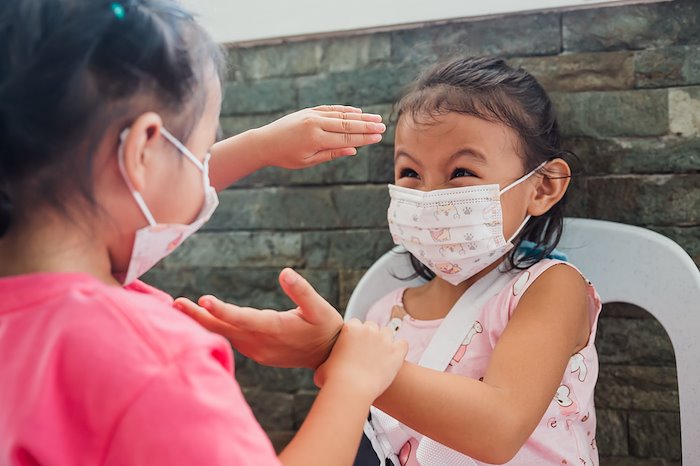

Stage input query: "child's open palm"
[{"left": 174, "top": 268, "right": 346, "bottom": 369}]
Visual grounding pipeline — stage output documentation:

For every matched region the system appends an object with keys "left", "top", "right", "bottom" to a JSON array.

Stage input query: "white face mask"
[
  {"left": 116, "top": 127, "right": 219, "bottom": 285},
  {"left": 387, "top": 162, "right": 545, "bottom": 285}
]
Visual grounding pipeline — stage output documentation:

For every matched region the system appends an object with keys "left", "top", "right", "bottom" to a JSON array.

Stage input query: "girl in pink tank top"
[{"left": 356, "top": 57, "right": 602, "bottom": 466}]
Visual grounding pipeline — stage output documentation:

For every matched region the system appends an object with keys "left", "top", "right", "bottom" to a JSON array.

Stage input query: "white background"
[{"left": 180, "top": 0, "right": 661, "bottom": 45}]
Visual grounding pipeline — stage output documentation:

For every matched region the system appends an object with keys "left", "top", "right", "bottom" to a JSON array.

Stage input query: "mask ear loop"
[
  {"left": 499, "top": 160, "right": 549, "bottom": 195},
  {"left": 160, "top": 128, "right": 205, "bottom": 172},
  {"left": 118, "top": 129, "right": 158, "bottom": 226},
  {"left": 506, "top": 214, "right": 532, "bottom": 244},
  {"left": 500, "top": 160, "right": 549, "bottom": 243},
  {"left": 160, "top": 128, "right": 215, "bottom": 205}
]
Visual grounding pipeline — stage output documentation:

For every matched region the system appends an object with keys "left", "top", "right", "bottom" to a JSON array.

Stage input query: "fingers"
[
  {"left": 346, "top": 318, "right": 377, "bottom": 331},
  {"left": 320, "top": 117, "right": 386, "bottom": 135},
  {"left": 312, "top": 147, "right": 357, "bottom": 162},
  {"left": 278, "top": 268, "right": 338, "bottom": 324},
  {"left": 394, "top": 338, "right": 409, "bottom": 360},
  {"left": 313, "top": 133, "right": 383, "bottom": 157},
  {"left": 317, "top": 110, "right": 384, "bottom": 123},
  {"left": 313, "top": 367, "right": 326, "bottom": 388},
  {"left": 173, "top": 297, "right": 234, "bottom": 335},
  {"left": 195, "top": 295, "right": 277, "bottom": 334},
  {"left": 312, "top": 105, "right": 362, "bottom": 114}
]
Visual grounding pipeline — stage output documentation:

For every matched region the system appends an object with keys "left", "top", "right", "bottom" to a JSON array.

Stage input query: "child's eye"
[
  {"left": 400, "top": 168, "right": 420, "bottom": 179},
  {"left": 452, "top": 167, "right": 475, "bottom": 178}
]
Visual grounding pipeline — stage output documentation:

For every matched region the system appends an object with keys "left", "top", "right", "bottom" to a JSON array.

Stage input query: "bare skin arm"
[
  {"left": 208, "top": 105, "right": 385, "bottom": 191},
  {"left": 279, "top": 320, "right": 407, "bottom": 466}
]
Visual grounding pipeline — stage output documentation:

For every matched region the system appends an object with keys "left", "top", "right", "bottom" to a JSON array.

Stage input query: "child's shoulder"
[
  {"left": 16, "top": 273, "right": 230, "bottom": 372},
  {"left": 498, "top": 259, "right": 601, "bottom": 330},
  {"left": 502, "top": 258, "right": 595, "bottom": 301},
  {"left": 91, "top": 278, "right": 230, "bottom": 362}
]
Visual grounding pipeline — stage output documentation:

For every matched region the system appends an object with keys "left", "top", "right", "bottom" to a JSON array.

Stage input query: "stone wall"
[{"left": 146, "top": 1, "right": 700, "bottom": 464}]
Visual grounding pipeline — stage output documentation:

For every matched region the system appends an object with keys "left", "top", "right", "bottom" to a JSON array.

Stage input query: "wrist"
[
  {"left": 245, "top": 126, "right": 276, "bottom": 169},
  {"left": 320, "top": 376, "right": 376, "bottom": 406},
  {"left": 310, "top": 320, "right": 343, "bottom": 369}
]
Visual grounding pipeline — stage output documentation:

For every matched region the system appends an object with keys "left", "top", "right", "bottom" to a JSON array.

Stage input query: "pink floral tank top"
[{"left": 365, "top": 259, "right": 602, "bottom": 466}]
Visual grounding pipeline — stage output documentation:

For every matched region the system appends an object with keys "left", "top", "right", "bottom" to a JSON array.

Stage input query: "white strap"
[
  {"left": 418, "top": 266, "right": 514, "bottom": 371},
  {"left": 416, "top": 437, "right": 479, "bottom": 466},
  {"left": 364, "top": 411, "right": 402, "bottom": 466}
]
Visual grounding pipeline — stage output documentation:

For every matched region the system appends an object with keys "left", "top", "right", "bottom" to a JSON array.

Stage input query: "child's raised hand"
[
  {"left": 314, "top": 319, "right": 408, "bottom": 401},
  {"left": 173, "top": 268, "right": 344, "bottom": 369},
  {"left": 253, "top": 105, "right": 386, "bottom": 169}
]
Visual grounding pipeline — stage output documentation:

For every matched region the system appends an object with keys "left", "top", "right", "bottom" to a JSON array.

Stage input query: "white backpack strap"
[
  {"left": 365, "top": 408, "right": 403, "bottom": 465},
  {"left": 418, "top": 267, "right": 514, "bottom": 371},
  {"left": 416, "top": 436, "right": 479, "bottom": 466}
]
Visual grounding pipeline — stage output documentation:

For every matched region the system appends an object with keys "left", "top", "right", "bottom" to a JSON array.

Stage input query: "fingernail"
[
  {"left": 372, "top": 123, "right": 386, "bottom": 132},
  {"left": 200, "top": 297, "right": 212, "bottom": 308},
  {"left": 173, "top": 302, "right": 183, "bottom": 311},
  {"left": 282, "top": 269, "right": 299, "bottom": 285},
  {"left": 370, "top": 134, "right": 382, "bottom": 142}
]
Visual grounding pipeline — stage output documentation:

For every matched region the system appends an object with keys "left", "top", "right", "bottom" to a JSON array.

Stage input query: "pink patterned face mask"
[
  {"left": 387, "top": 162, "right": 545, "bottom": 285},
  {"left": 116, "top": 127, "right": 219, "bottom": 285}
]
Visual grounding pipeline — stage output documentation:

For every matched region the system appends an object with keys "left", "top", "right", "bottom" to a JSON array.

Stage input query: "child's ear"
[
  {"left": 527, "top": 158, "right": 571, "bottom": 217},
  {"left": 120, "top": 112, "right": 164, "bottom": 192}
]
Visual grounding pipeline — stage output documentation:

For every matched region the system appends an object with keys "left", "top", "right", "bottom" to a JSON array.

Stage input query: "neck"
[{"left": 0, "top": 208, "right": 118, "bottom": 286}]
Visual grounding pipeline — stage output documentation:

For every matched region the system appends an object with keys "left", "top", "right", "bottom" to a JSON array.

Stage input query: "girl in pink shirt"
[
  {"left": 0, "top": 1, "right": 407, "bottom": 465},
  {"left": 179, "top": 57, "right": 603, "bottom": 465}
]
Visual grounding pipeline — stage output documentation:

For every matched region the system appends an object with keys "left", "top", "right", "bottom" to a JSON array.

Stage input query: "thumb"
[{"left": 278, "top": 268, "right": 338, "bottom": 324}]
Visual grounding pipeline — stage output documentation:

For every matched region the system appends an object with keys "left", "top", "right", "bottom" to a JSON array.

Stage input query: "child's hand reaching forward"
[
  {"left": 315, "top": 319, "right": 408, "bottom": 401},
  {"left": 253, "top": 105, "right": 386, "bottom": 168}
]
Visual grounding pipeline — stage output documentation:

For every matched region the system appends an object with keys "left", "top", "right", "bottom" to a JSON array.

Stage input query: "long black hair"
[
  {"left": 394, "top": 57, "right": 576, "bottom": 280},
  {"left": 0, "top": 0, "right": 224, "bottom": 237}
]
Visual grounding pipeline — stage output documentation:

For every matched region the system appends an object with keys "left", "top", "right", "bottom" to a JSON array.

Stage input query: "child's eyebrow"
[
  {"left": 449, "top": 148, "right": 488, "bottom": 164},
  {"left": 395, "top": 150, "right": 423, "bottom": 166}
]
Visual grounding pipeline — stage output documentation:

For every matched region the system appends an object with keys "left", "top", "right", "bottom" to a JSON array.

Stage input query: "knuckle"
[
  {"left": 302, "top": 116, "right": 318, "bottom": 130},
  {"left": 311, "top": 129, "right": 325, "bottom": 146}
]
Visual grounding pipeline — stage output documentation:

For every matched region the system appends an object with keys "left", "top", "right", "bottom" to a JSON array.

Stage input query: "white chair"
[{"left": 345, "top": 217, "right": 700, "bottom": 464}]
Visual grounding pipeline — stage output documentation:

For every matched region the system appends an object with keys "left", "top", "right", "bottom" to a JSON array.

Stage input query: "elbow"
[
  {"left": 467, "top": 412, "right": 531, "bottom": 464},
  {"left": 478, "top": 448, "right": 519, "bottom": 465},
  {"left": 475, "top": 445, "right": 520, "bottom": 465}
]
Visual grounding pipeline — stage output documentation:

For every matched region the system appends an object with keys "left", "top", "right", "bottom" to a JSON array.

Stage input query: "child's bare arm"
[
  {"left": 374, "top": 264, "right": 591, "bottom": 464},
  {"left": 279, "top": 320, "right": 408, "bottom": 466},
  {"left": 209, "top": 105, "right": 385, "bottom": 191}
]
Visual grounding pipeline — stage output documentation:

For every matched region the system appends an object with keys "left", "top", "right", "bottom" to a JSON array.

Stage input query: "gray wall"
[{"left": 146, "top": 1, "right": 700, "bottom": 463}]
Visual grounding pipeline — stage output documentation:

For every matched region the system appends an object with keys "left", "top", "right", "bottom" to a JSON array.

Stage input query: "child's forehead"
[{"left": 395, "top": 112, "right": 522, "bottom": 162}]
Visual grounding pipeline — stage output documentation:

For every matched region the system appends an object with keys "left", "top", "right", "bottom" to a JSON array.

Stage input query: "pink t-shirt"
[
  {"left": 0, "top": 272, "right": 282, "bottom": 466},
  {"left": 366, "top": 259, "right": 602, "bottom": 466}
]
